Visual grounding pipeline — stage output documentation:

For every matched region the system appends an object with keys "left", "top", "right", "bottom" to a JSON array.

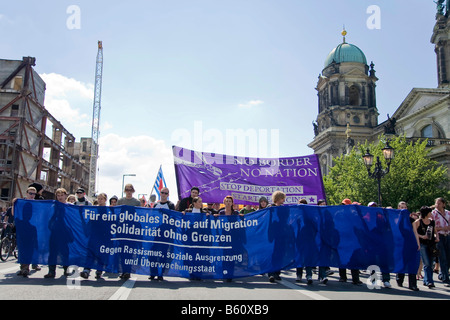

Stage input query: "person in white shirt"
[
  {"left": 184, "top": 197, "right": 205, "bottom": 214},
  {"left": 153, "top": 187, "right": 175, "bottom": 210},
  {"left": 432, "top": 197, "right": 450, "bottom": 286}
]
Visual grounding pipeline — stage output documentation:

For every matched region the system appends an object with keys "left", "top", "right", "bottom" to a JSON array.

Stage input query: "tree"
[{"left": 323, "top": 136, "right": 449, "bottom": 211}]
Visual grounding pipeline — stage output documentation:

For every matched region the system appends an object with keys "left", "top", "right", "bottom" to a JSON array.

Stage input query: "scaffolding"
[{"left": 0, "top": 57, "right": 90, "bottom": 205}]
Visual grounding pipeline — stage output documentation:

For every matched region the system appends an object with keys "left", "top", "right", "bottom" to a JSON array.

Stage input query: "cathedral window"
[
  {"left": 349, "top": 85, "right": 360, "bottom": 106},
  {"left": 421, "top": 125, "right": 433, "bottom": 138}
]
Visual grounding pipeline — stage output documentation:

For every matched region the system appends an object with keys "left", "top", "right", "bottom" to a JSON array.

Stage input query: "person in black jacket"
[
  {"left": 177, "top": 187, "right": 199, "bottom": 212},
  {"left": 29, "top": 183, "right": 45, "bottom": 200}
]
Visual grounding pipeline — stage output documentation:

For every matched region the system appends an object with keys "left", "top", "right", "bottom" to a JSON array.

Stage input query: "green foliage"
[{"left": 323, "top": 136, "right": 448, "bottom": 211}]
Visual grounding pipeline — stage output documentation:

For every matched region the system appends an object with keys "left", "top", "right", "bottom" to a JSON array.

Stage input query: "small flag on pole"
[{"left": 152, "top": 165, "right": 167, "bottom": 200}]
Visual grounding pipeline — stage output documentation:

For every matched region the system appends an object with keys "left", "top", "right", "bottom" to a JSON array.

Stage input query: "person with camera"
[{"left": 413, "top": 206, "right": 440, "bottom": 288}]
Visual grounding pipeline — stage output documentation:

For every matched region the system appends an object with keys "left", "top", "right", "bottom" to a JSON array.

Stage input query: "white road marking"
[
  {"left": 278, "top": 279, "right": 330, "bottom": 300},
  {"left": 108, "top": 277, "right": 137, "bottom": 300},
  {"left": 0, "top": 266, "right": 19, "bottom": 274}
]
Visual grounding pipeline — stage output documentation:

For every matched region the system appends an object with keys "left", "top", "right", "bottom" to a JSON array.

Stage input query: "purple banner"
[{"left": 173, "top": 146, "right": 326, "bottom": 205}]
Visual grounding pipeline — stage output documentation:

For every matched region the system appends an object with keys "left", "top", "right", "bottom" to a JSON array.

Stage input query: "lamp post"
[
  {"left": 362, "top": 141, "right": 395, "bottom": 207},
  {"left": 122, "top": 174, "right": 136, "bottom": 198}
]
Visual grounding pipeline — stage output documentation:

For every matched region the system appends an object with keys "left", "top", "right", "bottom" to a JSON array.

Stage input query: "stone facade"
[{"left": 309, "top": 16, "right": 450, "bottom": 187}]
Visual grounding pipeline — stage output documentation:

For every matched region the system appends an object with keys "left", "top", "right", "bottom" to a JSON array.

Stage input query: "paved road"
[{"left": 1, "top": 258, "right": 449, "bottom": 305}]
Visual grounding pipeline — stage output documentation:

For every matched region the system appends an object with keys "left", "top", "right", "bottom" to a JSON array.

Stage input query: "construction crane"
[{"left": 88, "top": 41, "right": 103, "bottom": 198}]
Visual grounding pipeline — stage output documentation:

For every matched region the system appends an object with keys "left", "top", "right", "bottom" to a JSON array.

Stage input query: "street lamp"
[
  {"left": 122, "top": 174, "right": 136, "bottom": 198},
  {"left": 362, "top": 141, "right": 394, "bottom": 207}
]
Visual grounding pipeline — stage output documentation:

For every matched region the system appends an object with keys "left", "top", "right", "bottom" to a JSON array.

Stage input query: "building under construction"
[{"left": 0, "top": 56, "right": 91, "bottom": 205}]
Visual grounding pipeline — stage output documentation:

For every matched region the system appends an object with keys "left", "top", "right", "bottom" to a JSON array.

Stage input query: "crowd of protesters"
[{"left": 1, "top": 182, "right": 449, "bottom": 292}]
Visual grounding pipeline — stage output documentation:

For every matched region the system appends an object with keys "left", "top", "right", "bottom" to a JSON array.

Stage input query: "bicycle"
[{"left": 0, "top": 223, "right": 18, "bottom": 262}]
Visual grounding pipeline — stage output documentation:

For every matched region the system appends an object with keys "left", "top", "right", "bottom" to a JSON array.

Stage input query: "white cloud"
[
  {"left": 40, "top": 73, "right": 94, "bottom": 135},
  {"left": 41, "top": 73, "right": 94, "bottom": 99},
  {"left": 39, "top": 73, "right": 177, "bottom": 202},
  {"left": 0, "top": 14, "right": 12, "bottom": 24},
  {"left": 96, "top": 133, "right": 177, "bottom": 201},
  {"left": 238, "top": 100, "right": 264, "bottom": 108}
]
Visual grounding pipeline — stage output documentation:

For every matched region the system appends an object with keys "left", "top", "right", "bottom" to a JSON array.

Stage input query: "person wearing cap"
[
  {"left": 368, "top": 202, "right": 378, "bottom": 207},
  {"left": 29, "top": 183, "right": 45, "bottom": 200},
  {"left": 258, "top": 196, "right": 269, "bottom": 210},
  {"left": 338, "top": 198, "right": 363, "bottom": 285},
  {"left": 74, "top": 188, "right": 92, "bottom": 206},
  {"left": 109, "top": 195, "right": 118, "bottom": 206},
  {"left": 341, "top": 198, "right": 352, "bottom": 205}
]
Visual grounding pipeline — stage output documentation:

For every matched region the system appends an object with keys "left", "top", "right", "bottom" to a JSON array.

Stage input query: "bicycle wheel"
[
  {"left": 12, "top": 238, "right": 18, "bottom": 259},
  {"left": 0, "top": 237, "right": 12, "bottom": 261}
]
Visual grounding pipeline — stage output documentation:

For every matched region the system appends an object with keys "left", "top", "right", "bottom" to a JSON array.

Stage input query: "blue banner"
[{"left": 14, "top": 199, "right": 420, "bottom": 278}]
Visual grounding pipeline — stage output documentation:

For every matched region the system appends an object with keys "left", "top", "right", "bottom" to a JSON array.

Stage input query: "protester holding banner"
[
  {"left": 74, "top": 188, "right": 92, "bottom": 206},
  {"left": 109, "top": 195, "right": 118, "bottom": 206},
  {"left": 79, "top": 192, "right": 105, "bottom": 279},
  {"left": 240, "top": 204, "right": 255, "bottom": 215},
  {"left": 295, "top": 198, "right": 329, "bottom": 285},
  {"left": 67, "top": 194, "right": 76, "bottom": 204},
  {"left": 258, "top": 197, "right": 269, "bottom": 210},
  {"left": 184, "top": 197, "right": 206, "bottom": 214},
  {"left": 16, "top": 187, "right": 42, "bottom": 277},
  {"left": 153, "top": 187, "right": 175, "bottom": 210},
  {"left": 29, "top": 183, "right": 45, "bottom": 200},
  {"left": 267, "top": 191, "right": 287, "bottom": 283},
  {"left": 118, "top": 184, "right": 140, "bottom": 207},
  {"left": 204, "top": 203, "right": 217, "bottom": 215},
  {"left": 45, "top": 188, "right": 71, "bottom": 279},
  {"left": 217, "top": 196, "right": 239, "bottom": 216},
  {"left": 338, "top": 199, "right": 362, "bottom": 285},
  {"left": 177, "top": 187, "right": 200, "bottom": 212},
  {"left": 97, "top": 193, "right": 108, "bottom": 206}
]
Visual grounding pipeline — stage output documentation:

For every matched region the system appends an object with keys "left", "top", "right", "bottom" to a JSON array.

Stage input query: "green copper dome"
[{"left": 324, "top": 42, "right": 367, "bottom": 68}]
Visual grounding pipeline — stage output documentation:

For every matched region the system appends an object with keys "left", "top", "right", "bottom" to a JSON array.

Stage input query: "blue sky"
[{"left": 0, "top": 1, "right": 439, "bottom": 199}]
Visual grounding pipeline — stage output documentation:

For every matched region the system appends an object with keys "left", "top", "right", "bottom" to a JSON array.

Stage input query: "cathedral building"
[{"left": 309, "top": 11, "right": 450, "bottom": 188}]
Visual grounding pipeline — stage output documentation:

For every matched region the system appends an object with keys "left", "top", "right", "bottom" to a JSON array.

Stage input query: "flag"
[{"left": 152, "top": 165, "right": 167, "bottom": 200}]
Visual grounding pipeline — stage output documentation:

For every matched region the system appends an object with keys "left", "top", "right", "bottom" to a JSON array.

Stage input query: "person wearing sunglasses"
[
  {"left": 153, "top": 187, "right": 175, "bottom": 210},
  {"left": 28, "top": 183, "right": 45, "bottom": 200},
  {"left": 117, "top": 184, "right": 140, "bottom": 207},
  {"left": 74, "top": 188, "right": 93, "bottom": 206},
  {"left": 25, "top": 187, "right": 37, "bottom": 200}
]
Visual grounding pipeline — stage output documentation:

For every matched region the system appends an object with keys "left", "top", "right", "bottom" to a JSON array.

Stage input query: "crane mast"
[{"left": 88, "top": 41, "right": 103, "bottom": 198}]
